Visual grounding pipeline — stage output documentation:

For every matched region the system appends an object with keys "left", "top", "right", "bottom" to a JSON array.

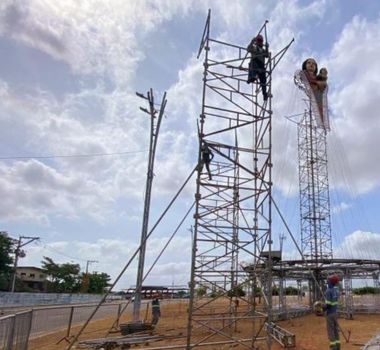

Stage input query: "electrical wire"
[
  {"left": 328, "top": 116, "right": 374, "bottom": 260},
  {"left": 67, "top": 165, "right": 197, "bottom": 350},
  {"left": 273, "top": 84, "right": 303, "bottom": 252},
  {"left": 0, "top": 149, "right": 147, "bottom": 160},
  {"left": 106, "top": 201, "right": 196, "bottom": 334},
  {"left": 36, "top": 239, "right": 96, "bottom": 263}
]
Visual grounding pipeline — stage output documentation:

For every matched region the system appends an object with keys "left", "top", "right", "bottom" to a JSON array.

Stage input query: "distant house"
[{"left": 16, "top": 266, "right": 47, "bottom": 292}]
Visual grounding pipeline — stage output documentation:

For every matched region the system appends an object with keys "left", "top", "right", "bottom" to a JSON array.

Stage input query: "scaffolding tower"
[
  {"left": 296, "top": 107, "right": 332, "bottom": 302},
  {"left": 187, "top": 11, "right": 292, "bottom": 349}
]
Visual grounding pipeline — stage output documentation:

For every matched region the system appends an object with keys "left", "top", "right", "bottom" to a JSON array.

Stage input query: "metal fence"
[
  {"left": 0, "top": 301, "right": 132, "bottom": 349},
  {"left": 0, "top": 311, "right": 32, "bottom": 350}
]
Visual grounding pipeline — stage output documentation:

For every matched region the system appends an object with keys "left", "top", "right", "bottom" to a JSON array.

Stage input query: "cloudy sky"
[{"left": 1, "top": 0, "right": 380, "bottom": 289}]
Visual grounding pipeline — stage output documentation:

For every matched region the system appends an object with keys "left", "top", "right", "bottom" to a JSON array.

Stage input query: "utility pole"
[
  {"left": 133, "top": 89, "right": 167, "bottom": 322},
  {"left": 279, "top": 233, "right": 286, "bottom": 254},
  {"left": 11, "top": 235, "right": 40, "bottom": 292},
  {"left": 80, "top": 260, "right": 98, "bottom": 294},
  {"left": 85, "top": 260, "right": 98, "bottom": 275}
]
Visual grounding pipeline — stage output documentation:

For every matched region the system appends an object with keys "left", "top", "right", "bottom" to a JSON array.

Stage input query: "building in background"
[{"left": 16, "top": 266, "right": 47, "bottom": 292}]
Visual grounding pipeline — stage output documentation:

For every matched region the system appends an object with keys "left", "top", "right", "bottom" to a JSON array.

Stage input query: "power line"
[
  {"left": 37, "top": 240, "right": 92, "bottom": 263},
  {"left": 0, "top": 149, "right": 147, "bottom": 160}
]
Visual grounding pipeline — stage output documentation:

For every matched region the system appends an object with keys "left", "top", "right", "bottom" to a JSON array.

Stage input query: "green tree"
[
  {"left": 285, "top": 286, "right": 299, "bottom": 296},
  {"left": 86, "top": 272, "right": 111, "bottom": 294},
  {"left": 177, "top": 290, "right": 187, "bottom": 298},
  {"left": 227, "top": 285, "right": 246, "bottom": 298},
  {"left": 353, "top": 286, "right": 379, "bottom": 295},
  {"left": 41, "top": 256, "right": 81, "bottom": 293},
  {"left": 196, "top": 286, "right": 207, "bottom": 297},
  {"left": 0, "top": 232, "right": 15, "bottom": 291}
]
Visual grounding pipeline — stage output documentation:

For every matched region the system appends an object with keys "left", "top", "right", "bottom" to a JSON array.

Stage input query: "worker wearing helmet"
[
  {"left": 151, "top": 294, "right": 161, "bottom": 326},
  {"left": 246, "top": 34, "right": 269, "bottom": 100},
  {"left": 200, "top": 142, "right": 214, "bottom": 180},
  {"left": 325, "top": 275, "right": 340, "bottom": 349}
]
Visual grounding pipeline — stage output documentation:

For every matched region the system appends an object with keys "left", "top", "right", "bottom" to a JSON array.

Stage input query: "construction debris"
[
  {"left": 119, "top": 321, "right": 154, "bottom": 335},
  {"left": 78, "top": 334, "right": 164, "bottom": 349},
  {"left": 265, "top": 322, "right": 296, "bottom": 348},
  {"left": 362, "top": 333, "right": 380, "bottom": 350}
]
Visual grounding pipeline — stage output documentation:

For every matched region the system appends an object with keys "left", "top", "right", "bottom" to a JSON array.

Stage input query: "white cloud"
[
  {"left": 0, "top": 1, "right": 143, "bottom": 86},
  {"left": 0, "top": 159, "right": 115, "bottom": 223},
  {"left": 334, "top": 230, "right": 380, "bottom": 260},
  {"left": 147, "top": 262, "right": 190, "bottom": 284},
  {"left": 280, "top": 230, "right": 380, "bottom": 262},
  {"left": 19, "top": 234, "right": 192, "bottom": 288},
  {"left": 0, "top": 80, "right": 155, "bottom": 222},
  {"left": 0, "top": 0, "right": 202, "bottom": 88},
  {"left": 270, "top": 0, "right": 327, "bottom": 45},
  {"left": 327, "top": 15, "right": 380, "bottom": 194},
  {"left": 331, "top": 201, "right": 351, "bottom": 214}
]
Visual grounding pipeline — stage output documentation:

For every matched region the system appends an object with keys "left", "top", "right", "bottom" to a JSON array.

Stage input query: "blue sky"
[{"left": 1, "top": 0, "right": 380, "bottom": 289}]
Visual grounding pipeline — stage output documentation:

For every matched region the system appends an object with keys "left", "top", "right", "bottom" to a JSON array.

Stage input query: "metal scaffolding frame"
[
  {"left": 186, "top": 11, "right": 292, "bottom": 349},
  {"left": 268, "top": 258, "right": 380, "bottom": 317}
]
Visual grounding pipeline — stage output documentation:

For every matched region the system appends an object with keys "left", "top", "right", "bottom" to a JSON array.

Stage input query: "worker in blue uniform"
[{"left": 324, "top": 275, "right": 340, "bottom": 350}]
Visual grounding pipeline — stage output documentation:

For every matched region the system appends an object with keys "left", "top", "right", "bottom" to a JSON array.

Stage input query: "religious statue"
[{"left": 294, "top": 58, "right": 330, "bottom": 130}]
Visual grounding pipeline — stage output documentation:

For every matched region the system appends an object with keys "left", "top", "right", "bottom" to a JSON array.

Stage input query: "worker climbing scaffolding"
[
  {"left": 200, "top": 142, "right": 214, "bottom": 180},
  {"left": 246, "top": 33, "right": 269, "bottom": 100},
  {"left": 188, "top": 10, "right": 295, "bottom": 350}
]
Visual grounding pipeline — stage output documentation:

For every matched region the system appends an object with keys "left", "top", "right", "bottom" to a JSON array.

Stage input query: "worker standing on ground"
[
  {"left": 325, "top": 274, "right": 340, "bottom": 350},
  {"left": 151, "top": 294, "right": 161, "bottom": 326},
  {"left": 246, "top": 34, "right": 269, "bottom": 100},
  {"left": 200, "top": 142, "right": 214, "bottom": 180}
]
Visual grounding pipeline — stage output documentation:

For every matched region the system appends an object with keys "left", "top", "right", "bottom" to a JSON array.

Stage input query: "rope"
[
  {"left": 328, "top": 116, "right": 374, "bottom": 260},
  {"left": 106, "top": 200, "right": 196, "bottom": 334},
  {"left": 66, "top": 165, "right": 197, "bottom": 350}
]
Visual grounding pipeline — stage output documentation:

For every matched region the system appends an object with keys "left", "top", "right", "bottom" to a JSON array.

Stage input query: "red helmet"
[
  {"left": 255, "top": 34, "right": 264, "bottom": 43},
  {"left": 328, "top": 274, "right": 339, "bottom": 285}
]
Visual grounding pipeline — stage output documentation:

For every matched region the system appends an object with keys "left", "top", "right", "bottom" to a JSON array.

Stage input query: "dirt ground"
[
  {"left": 274, "top": 314, "right": 380, "bottom": 350},
  {"left": 28, "top": 300, "right": 380, "bottom": 350}
]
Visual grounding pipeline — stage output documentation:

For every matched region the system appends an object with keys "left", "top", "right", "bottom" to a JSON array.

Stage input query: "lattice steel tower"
[
  {"left": 187, "top": 11, "right": 292, "bottom": 349},
  {"left": 294, "top": 64, "right": 333, "bottom": 302},
  {"left": 297, "top": 110, "right": 332, "bottom": 261}
]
